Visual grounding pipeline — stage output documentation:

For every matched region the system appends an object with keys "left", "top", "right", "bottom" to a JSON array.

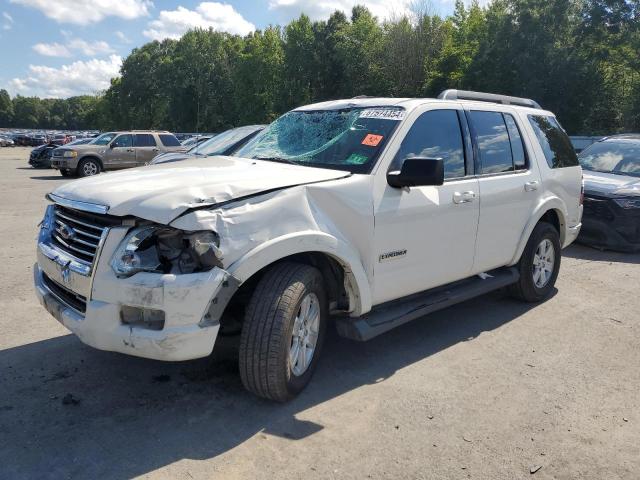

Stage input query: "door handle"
[
  {"left": 453, "top": 191, "right": 476, "bottom": 204},
  {"left": 126, "top": 148, "right": 134, "bottom": 152},
  {"left": 525, "top": 181, "right": 539, "bottom": 192}
]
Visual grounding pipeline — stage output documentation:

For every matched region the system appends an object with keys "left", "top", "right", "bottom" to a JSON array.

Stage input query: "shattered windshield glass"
[{"left": 236, "top": 107, "right": 405, "bottom": 172}]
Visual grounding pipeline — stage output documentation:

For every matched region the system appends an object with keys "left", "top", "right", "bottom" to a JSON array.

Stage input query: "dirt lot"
[{"left": 1, "top": 146, "right": 639, "bottom": 479}]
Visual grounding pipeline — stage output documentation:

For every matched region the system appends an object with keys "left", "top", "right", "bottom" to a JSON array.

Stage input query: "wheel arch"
[
  {"left": 510, "top": 198, "right": 568, "bottom": 266},
  {"left": 226, "top": 231, "right": 372, "bottom": 317},
  {"left": 78, "top": 155, "right": 104, "bottom": 170}
]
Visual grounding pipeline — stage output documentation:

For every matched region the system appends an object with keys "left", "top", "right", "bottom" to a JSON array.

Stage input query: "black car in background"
[
  {"left": 578, "top": 134, "right": 640, "bottom": 251},
  {"left": 28, "top": 143, "right": 57, "bottom": 168},
  {"left": 28, "top": 138, "right": 93, "bottom": 168}
]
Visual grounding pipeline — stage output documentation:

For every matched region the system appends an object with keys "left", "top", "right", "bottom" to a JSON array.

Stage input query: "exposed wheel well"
[
  {"left": 539, "top": 209, "right": 562, "bottom": 237},
  {"left": 219, "top": 252, "right": 348, "bottom": 335}
]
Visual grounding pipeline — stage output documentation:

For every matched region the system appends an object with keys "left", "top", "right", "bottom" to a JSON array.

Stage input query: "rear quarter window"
[
  {"left": 528, "top": 115, "right": 578, "bottom": 168},
  {"left": 135, "top": 134, "right": 157, "bottom": 147},
  {"left": 159, "top": 134, "right": 181, "bottom": 147}
]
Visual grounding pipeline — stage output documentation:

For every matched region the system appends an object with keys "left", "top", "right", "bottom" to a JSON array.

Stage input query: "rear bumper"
[{"left": 564, "top": 222, "right": 582, "bottom": 248}]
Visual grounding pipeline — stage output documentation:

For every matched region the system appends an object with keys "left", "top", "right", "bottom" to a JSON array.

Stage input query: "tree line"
[{"left": 1, "top": 0, "right": 638, "bottom": 135}]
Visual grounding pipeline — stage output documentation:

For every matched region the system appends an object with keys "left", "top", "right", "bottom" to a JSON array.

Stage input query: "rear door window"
[
  {"left": 159, "top": 134, "right": 181, "bottom": 147},
  {"left": 469, "top": 111, "right": 513, "bottom": 174},
  {"left": 528, "top": 115, "right": 578, "bottom": 168},
  {"left": 394, "top": 109, "right": 466, "bottom": 179},
  {"left": 134, "top": 134, "right": 156, "bottom": 147}
]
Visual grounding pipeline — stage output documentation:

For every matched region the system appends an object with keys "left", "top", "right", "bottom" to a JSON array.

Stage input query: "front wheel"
[
  {"left": 78, "top": 158, "right": 100, "bottom": 177},
  {"left": 239, "top": 262, "right": 327, "bottom": 402},
  {"left": 509, "top": 222, "right": 561, "bottom": 302}
]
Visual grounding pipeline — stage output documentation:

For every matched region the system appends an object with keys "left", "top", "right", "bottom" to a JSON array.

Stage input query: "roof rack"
[{"left": 438, "top": 89, "right": 542, "bottom": 110}]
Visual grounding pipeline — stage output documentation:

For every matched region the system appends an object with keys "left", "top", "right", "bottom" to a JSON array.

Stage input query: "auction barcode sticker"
[{"left": 359, "top": 108, "right": 405, "bottom": 121}]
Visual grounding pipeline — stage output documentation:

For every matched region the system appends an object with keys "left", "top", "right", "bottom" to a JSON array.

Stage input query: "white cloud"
[
  {"left": 9, "top": 0, "right": 152, "bottom": 25},
  {"left": 2, "top": 11, "right": 13, "bottom": 30},
  {"left": 268, "top": 0, "right": 413, "bottom": 21},
  {"left": 8, "top": 54, "right": 122, "bottom": 98},
  {"left": 143, "top": 2, "right": 255, "bottom": 40},
  {"left": 115, "top": 31, "right": 131, "bottom": 43},
  {"left": 32, "top": 38, "right": 114, "bottom": 58},
  {"left": 67, "top": 38, "right": 114, "bottom": 56},
  {"left": 32, "top": 42, "right": 72, "bottom": 57}
]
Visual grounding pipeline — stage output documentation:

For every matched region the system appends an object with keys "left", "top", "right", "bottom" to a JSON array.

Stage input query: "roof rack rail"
[
  {"left": 438, "top": 89, "right": 542, "bottom": 109},
  {"left": 352, "top": 95, "right": 375, "bottom": 99}
]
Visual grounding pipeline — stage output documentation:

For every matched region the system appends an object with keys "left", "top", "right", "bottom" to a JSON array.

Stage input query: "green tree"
[{"left": 0, "top": 89, "right": 14, "bottom": 126}]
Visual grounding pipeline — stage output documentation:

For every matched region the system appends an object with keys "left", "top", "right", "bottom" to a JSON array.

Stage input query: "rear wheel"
[
  {"left": 78, "top": 158, "right": 100, "bottom": 177},
  {"left": 510, "top": 222, "right": 561, "bottom": 302},
  {"left": 239, "top": 262, "right": 327, "bottom": 402}
]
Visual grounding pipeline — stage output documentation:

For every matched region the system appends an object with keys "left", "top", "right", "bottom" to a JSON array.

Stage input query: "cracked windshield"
[{"left": 237, "top": 107, "right": 404, "bottom": 172}]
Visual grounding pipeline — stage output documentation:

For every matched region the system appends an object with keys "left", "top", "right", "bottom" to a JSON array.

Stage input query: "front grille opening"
[
  {"left": 42, "top": 273, "right": 87, "bottom": 313},
  {"left": 51, "top": 205, "right": 120, "bottom": 265},
  {"left": 583, "top": 197, "right": 615, "bottom": 222}
]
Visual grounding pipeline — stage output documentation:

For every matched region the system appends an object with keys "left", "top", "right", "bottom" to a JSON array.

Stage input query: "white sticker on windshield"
[{"left": 359, "top": 108, "right": 405, "bottom": 121}]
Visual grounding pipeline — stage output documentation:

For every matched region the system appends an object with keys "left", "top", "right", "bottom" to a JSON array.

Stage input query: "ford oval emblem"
[{"left": 59, "top": 223, "right": 76, "bottom": 241}]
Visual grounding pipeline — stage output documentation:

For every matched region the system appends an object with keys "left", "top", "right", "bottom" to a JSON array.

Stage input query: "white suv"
[{"left": 34, "top": 90, "right": 583, "bottom": 401}]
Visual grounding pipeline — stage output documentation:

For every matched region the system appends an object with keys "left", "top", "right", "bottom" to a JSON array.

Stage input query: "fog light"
[{"left": 120, "top": 306, "right": 165, "bottom": 331}]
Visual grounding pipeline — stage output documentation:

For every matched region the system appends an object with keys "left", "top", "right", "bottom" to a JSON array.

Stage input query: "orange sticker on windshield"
[{"left": 362, "top": 134, "right": 383, "bottom": 147}]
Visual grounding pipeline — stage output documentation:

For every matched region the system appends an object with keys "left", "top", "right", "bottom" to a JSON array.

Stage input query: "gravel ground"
[{"left": 1, "top": 147, "right": 639, "bottom": 480}]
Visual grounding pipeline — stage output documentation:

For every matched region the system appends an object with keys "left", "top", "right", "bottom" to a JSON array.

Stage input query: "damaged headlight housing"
[{"left": 111, "top": 225, "right": 222, "bottom": 277}]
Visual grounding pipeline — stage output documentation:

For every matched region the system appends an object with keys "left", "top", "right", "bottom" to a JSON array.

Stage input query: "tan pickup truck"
[{"left": 51, "top": 131, "right": 184, "bottom": 177}]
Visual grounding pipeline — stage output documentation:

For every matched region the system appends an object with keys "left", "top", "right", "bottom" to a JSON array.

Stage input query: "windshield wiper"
[{"left": 254, "top": 156, "right": 299, "bottom": 165}]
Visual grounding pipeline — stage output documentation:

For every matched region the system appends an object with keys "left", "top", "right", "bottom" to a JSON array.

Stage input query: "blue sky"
[{"left": 0, "top": 0, "right": 462, "bottom": 98}]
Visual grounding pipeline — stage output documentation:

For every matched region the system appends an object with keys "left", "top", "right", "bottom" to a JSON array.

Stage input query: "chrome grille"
[
  {"left": 51, "top": 205, "right": 119, "bottom": 264},
  {"left": 42, "top": 272, "right": 87, "bottom": 313}
]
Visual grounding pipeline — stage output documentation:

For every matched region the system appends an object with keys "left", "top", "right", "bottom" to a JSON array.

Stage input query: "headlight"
[
  {"left": 613, "top": 197, "right": 640, "bottom": 209},
  {"left": 63, "top": 150, "right": 78, "bottom": 158},
  {"left": 111, "top": 226, "right": 222, "bottom": 278}
]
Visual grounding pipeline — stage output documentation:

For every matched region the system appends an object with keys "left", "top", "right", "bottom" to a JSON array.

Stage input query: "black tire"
[
  {"left": 239, "top": 262, "right": 327, "bottom": 402},
  {"left": 509, "top": 222, "right": 561, "bottom": 302},
  {"left": 77, "top": 158, "right": 100, "bottom": 177},
  {"left": 60, "top": 169, "right": 75, "bottom": 177}
]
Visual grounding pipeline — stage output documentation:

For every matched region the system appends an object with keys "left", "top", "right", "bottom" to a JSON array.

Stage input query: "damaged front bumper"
[{"left": 34, "top": 232, "right": 238, "bottom": 361}]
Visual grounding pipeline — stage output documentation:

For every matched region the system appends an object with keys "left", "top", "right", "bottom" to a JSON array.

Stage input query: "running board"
[{"left": 335, "top": 267, "right": 519, "bottom": 342}]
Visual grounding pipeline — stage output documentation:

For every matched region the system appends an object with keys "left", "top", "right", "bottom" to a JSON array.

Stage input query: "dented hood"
[{"left": 51, "top": 156, "right": 350, "bottom": 224}]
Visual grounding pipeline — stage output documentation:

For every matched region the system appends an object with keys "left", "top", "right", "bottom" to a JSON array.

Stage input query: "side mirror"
[
  {"left": 109, "top": 143, "right": 115, "bottom": 149},
  {"left": 387, "top": 157, "right": 445, "bottom": 188}
]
